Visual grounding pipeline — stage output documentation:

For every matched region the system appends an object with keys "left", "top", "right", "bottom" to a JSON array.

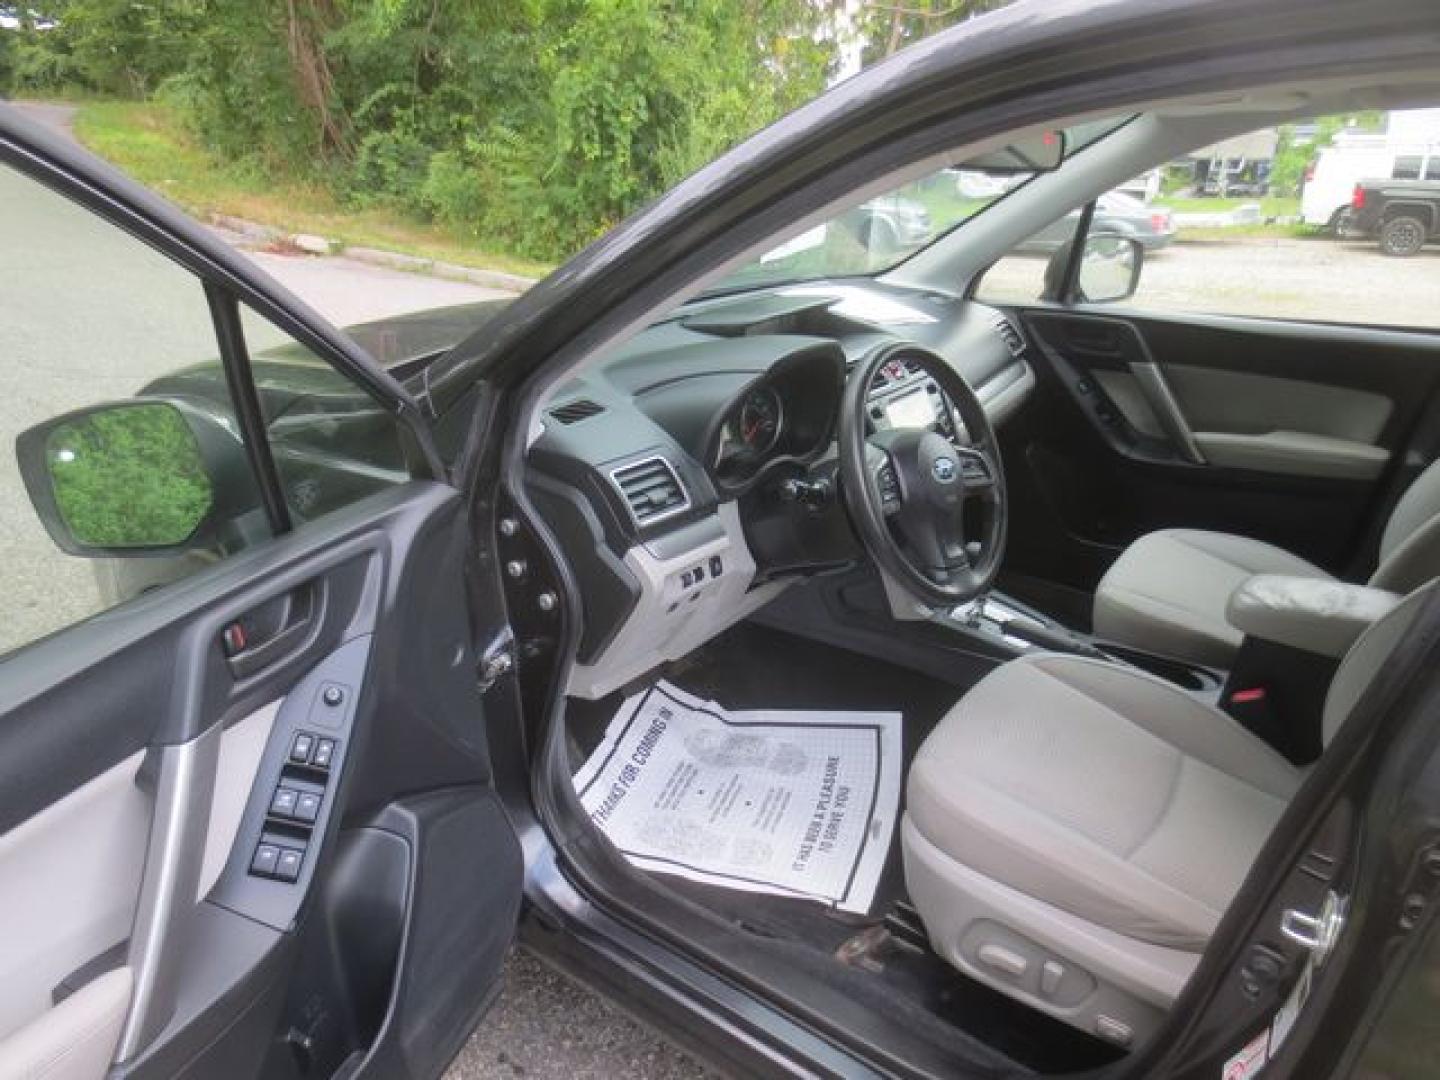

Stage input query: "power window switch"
[
  {"left": 274, "top": 847, "right": 304, "bottom": 883},
  {"left": 289, "top": 732, "right": 315, "bottom": 764},
  {"left": 311, "top": 738, "right": 335, "bottom": 770},
  {"left": 709, "top": 556, "right": 723, "bottom": 578},
  {"left": 270, "top": 786, "right": 299, "bottom": 819},
  {"left": 250, "top": 844, "right": 280, "bottom": 878},
  {"left": 294, "top": 791, "right": 322, "bottom": 824}
]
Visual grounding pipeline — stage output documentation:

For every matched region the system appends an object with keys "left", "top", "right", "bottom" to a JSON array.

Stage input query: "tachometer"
[{"left": 734, "top": 386, "right": 784, "bottom": 456}]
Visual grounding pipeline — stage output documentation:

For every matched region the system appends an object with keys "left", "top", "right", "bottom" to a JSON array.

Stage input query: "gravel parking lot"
[{"left": 982, "top": 235, "right": 1440, "bottom": 326}]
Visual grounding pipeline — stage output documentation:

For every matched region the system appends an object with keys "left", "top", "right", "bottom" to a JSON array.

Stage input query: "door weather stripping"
[
  {"left": 1128, "top": 361, "right": 1206, "bottom": 465},
  {"left": 1280, "top": 890, "right": 1347, "bottom": 967}
]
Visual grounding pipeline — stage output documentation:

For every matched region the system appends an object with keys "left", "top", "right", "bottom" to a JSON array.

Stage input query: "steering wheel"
[{"left": 838, "top": 342, "right": 1007, "bottom": 606}]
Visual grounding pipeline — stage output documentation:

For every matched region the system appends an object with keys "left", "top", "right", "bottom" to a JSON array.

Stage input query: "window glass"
[
  {"left": 978, "top": 113, "right": 1440, "bottom": 330},
  {"left": 1424, "top": 157, "right": 1440, "bottom": 181},
  {"left": 239, "top": 307, "right": 411, "bottom": 523},
  {"left": 972, "top": 204, "right": 1084, "bottom": 306},
  {"left": 704, "top": 117, "right": 1135, "bottom": 298},
  {"left": 1393, "top": 155, "right": 1423, "bottom": 179},
  {"left": 1, "top": 163, "right": 269, "bottom": 654}
]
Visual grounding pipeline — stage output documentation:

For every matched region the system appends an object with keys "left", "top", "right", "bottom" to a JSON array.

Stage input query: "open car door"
[{"left": 0, "top": 109, "right": 522, "bottom": 1079}]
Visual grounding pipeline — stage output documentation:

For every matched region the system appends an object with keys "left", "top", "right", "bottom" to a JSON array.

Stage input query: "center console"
[{"left": 936, "top": 591, "right": 1227, "bottom": 698}]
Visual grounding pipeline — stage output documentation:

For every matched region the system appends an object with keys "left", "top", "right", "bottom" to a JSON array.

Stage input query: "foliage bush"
[{"left": 15, "top": 0, "right": 837, "bottom": 262}]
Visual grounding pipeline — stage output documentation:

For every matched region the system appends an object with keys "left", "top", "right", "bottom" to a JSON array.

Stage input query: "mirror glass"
[
  {"left": 44, "top": 402, "right": 213, "bottom": 549},
  {"left": 1077, "top": 234, "right": 1141, "bottom": 303}
]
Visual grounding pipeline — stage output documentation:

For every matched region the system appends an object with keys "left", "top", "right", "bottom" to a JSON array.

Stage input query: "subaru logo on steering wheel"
[{"left": 932, "top": 456, "right": 958, "bottom": 483}]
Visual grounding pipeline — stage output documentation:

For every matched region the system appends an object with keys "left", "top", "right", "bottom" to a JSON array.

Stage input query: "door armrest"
[{"left": 1227, "top": 575, "right": 1401, "bottom": 659}]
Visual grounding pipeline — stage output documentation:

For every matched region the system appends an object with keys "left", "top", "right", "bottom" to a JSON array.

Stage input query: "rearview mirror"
[
  {"left": 16, "top": 399, "right": 253, "bottom": 556},
  {"left": 1042, "top": 233, "right": 1145, "bottom": 304}
]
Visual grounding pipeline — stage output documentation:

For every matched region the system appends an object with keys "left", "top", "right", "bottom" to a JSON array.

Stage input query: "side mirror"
[
  {"left": 16, "top": 399, "right": 257, "bottom": 557},
  {"left": 1042, "top": 233, "right": 1145, "bottom": 303}
]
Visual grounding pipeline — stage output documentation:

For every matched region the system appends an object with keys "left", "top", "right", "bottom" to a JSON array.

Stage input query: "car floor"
[{"left": 564, "top": 622, "right": 1123, "bottom": 1074}]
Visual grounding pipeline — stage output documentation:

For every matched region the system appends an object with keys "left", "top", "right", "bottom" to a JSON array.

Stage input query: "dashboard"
[{"left": 524, "top": 281, "right": 1034, "bottom": 698}]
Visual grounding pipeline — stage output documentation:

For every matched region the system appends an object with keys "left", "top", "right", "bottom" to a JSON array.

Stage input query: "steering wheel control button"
[
  {"left": 294, "top": 792, "right": 322, "bottom": 824},
  {"left": 931, "top": 456, "right": 958, "bottom": 483},
  {"left": 289, "top": 732, "right": 315, "bottom": 764},
  {"left": 270, "top": 787, "right": 299, "bottom": 819},
  {"left": 274, "top": 848, "right": 304, "bottom": 883},
  {"left": 250, "top": 844, "right": 280, "bottom": 878},
  {"left": 311, "top": 738, "right": 336, "bottom": 770},
  {"left": 321, "top": 685, "right": 345, "bottom": 707}
]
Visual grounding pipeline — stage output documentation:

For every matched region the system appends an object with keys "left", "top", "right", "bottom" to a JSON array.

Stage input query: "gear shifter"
[{"left": 949, "top": 591, "right": 1110, "bottom": 660}]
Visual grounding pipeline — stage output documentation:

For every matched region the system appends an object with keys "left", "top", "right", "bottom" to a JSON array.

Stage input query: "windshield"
[
  {"left": 713, "top": 168, "right": 1031, "bottom": 294},
  {"left": 708, "top": 117, "right": 1134, "bottom": 295}
]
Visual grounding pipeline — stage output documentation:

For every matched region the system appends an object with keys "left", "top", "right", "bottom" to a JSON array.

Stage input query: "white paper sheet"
[{"left": 573, "top": 681, "right": 902, "bottom": 914}]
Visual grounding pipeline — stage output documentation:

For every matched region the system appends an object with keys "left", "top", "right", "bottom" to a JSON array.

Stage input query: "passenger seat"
[{"left": 1093, "top": 459, "right": 1440, "bottom": 667}]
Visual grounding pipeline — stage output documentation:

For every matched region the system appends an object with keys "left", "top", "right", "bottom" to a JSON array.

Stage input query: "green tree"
[
  {"left": 1269, "top": 112, "right": 1386, "bottom": 198},
  {"left": 14, "top": 0, "right": 202, "bottom": 96}
]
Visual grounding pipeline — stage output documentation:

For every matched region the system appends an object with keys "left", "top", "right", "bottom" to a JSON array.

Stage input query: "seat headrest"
[{"left": 1374, "top": 460, "right": 1440, "bottom": 593}]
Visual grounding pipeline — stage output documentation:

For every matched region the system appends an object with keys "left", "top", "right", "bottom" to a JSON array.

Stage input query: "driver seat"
[{"left": 902, "top": 580, "right": 1434, "bottom": 1049}]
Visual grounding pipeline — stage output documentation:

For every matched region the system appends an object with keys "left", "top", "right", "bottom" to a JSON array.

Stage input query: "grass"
[
  {"left": 1154, "top": 194, "right": 1302, "bottom": 218},
  {"left": 70, "top": 100, "right": 553, "bottom": 280}
]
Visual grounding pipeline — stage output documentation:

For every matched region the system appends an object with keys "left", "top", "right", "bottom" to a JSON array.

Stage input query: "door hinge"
[{"left": 1280, "top": 890, "right": 1347, "bottom": 967}]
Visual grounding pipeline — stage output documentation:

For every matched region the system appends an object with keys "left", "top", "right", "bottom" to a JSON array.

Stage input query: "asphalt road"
[{"left": 3, "top": 100, "right": 713, "bottom": 1080}]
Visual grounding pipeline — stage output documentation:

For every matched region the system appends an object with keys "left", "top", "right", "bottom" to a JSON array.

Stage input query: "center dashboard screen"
[{"left": 884, "top": 389, "right": 936, "bottom": 429}]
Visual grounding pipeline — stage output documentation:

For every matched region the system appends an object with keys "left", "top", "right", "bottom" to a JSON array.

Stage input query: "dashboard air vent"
[
  {"left": 611, "top": 457, "right": 689, "bottom": 525},
  {"left": 992, "top": 315, "right": 1026, "bottom": 358},
  {"left": 549, "top": 398, "right": 605, "bottom": 424}
]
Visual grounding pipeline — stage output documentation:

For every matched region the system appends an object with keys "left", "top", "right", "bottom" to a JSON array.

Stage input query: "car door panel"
[
  {"left": 1003, "top": 308, "right": 1440, "bottom": 596},
  {"left": 0, "top": 482, "right": 521, "bottom": 1080}
]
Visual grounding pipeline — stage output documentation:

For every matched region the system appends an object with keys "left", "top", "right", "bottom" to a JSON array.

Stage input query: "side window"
[
  {"left": 979, "top": 113, "right": 1440, "bottom": 331},
  {"left": 2, "top": 161, "right": 269, "bottom": 654},
  {"left": 1393, "top": 155, "right": 1423, "bottom": 179},
  {"left": 972, "top": 209, "right": 1082, "bottom": 306},
  {"left": 238, "top": 306, "right": 411, "bottom": 524}
]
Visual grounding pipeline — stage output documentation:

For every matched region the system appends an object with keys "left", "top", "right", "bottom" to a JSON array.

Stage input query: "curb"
[{"left": 203, "top": 212, "right": 538, "bottom": 293}]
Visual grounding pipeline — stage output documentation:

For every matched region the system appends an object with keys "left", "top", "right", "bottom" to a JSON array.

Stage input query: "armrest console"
[{"left": 1227, "top": 575, "right": 1400, "bottom": 659}]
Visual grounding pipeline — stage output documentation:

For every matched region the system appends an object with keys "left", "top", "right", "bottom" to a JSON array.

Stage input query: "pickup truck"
[{"left": 1345, "top": 177, "right": 1440, "bottom": 255}]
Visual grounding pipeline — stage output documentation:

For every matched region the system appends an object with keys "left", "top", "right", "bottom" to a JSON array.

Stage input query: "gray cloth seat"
[
  {"left": 1093, "top": 459, "right": 1440, "bottom": 668},
  {"left": 903, "top": 581, "right": 1433, "bottom": 1045}
]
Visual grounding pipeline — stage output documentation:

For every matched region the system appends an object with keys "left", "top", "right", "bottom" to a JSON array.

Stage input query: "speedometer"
[{"left": 734, "top": 386, "right": 784, "bottom": 456}]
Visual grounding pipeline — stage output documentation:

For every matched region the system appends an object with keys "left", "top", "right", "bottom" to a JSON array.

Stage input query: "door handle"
[
  {"left": 223, "top": 582, "right": 322, "bottom": 678},
  {"left": 1128, "top": 361, "right": 1207, "bottom": 465}
]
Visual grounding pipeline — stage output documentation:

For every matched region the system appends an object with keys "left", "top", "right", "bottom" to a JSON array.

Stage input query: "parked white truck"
[{"left": 1301, "top": 111, "right": 1440, "bottom": 228}]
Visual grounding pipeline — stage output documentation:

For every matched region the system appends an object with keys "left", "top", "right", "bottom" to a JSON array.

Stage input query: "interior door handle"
[
  {"left": 1128, "top": 362, "right": 1206, "bottom": 465},
  {"left": 223, "top": 581, "right": 322, "bottom": 678}
]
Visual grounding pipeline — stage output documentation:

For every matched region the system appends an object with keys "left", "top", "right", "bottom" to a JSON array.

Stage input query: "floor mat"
[{"left": 573, "top": 680, "right": 902, "bottom": 914}]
